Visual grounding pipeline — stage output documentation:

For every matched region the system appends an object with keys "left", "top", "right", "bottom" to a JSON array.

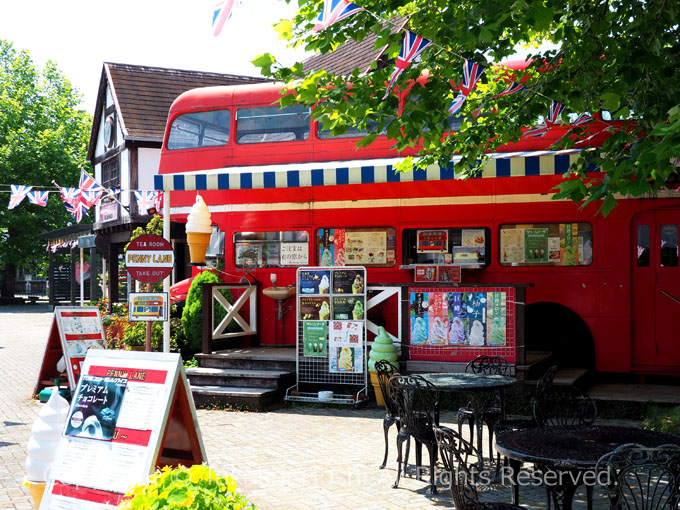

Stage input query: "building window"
[
  {"left": 499, "top": 223, "right": 593, "bottom": 266},
  {"left": 403, "top": 228, "right": 490, "bottom": 266},
  {"left": 167, "top": 110, "right": 230, "bottom": 150},
  {"left": 317, "top": 228, "right": 397, "bottom": 267},
  {"left": 236, "top": 105, "right": 310, "bottom": 144},
  {"left": 234, "top": 231, "right": 309, "bottom": 268},
  {"left": 101, "top": 156, "right": 120, "bottom": 190}
]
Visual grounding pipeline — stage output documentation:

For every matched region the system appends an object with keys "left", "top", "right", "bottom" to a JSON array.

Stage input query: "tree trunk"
[{"left": 1, "top": 262, "right": 17, "bottom": 298}]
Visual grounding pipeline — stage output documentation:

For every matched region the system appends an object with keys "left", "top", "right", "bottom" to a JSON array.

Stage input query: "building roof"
[
  {"left": 87, "top": 63, "right": 267, "bottom": 160},
  {"left": 302, "top": 17, "right": 408, "bottom": 75}
]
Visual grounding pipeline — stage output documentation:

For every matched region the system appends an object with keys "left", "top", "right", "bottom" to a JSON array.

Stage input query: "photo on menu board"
[
  {"left": 464, "top": 292, "right": 487, "bottom": 346},
  {"left": 332, "top": 296, "right": 364, "bottom": 320},
  {"left": 299, "top": 296, "right": 331, "bottom": 321},
  {"left": 332, "top": 269, "right": 364, "bottom": 294},
  {"left": 299, "top": 269, "right": 331, "bottom": 294},
  {"left": 303, "top": 321, "right": 328, "bottom": 357},
  {"left": 486, "top": 292, "right": 507, "bottom": 346},
  {"left": 328, "top": 320, "right": 364, "bottom": 373},
  {"left": 65, "top": 375, "right": 128, "bottom": 440}
]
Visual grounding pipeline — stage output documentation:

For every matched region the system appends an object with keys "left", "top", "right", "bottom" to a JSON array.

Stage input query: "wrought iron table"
[
  {"left": 495, "top": 424, "right": 680, "bottom": 510},
  {"left": 417, "top": 372, "right": 516, "bottom": 467}
]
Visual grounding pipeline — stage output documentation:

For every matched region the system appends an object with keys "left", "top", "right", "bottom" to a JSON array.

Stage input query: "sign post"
[{"left": 125, "top": 235, "right": 174, "bottom": 352}]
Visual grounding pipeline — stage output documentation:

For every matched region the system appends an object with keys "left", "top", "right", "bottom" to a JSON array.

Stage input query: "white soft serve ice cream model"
[
  {"left": 24, "top": 389, "right": 70, "bottom": 507},
  {"left": 186, "top": 195, "right": 213, "bottom": 265}
]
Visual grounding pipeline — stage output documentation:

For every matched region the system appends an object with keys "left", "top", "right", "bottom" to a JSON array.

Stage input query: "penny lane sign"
[{"left": 125, "top": 234, "right": 174, "bottom": 284}]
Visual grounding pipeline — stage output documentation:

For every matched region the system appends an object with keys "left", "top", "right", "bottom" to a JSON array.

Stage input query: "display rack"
[{"left": 285, "top": 267, "right": 368, "bottom": 404}]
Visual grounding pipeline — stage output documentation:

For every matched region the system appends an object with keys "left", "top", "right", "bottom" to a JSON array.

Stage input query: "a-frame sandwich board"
[{"left": 39, "top": 350, "right": 206, "bottom": 510}]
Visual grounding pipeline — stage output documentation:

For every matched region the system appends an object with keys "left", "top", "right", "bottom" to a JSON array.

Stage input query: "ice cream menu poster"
[
  {"left": 409, "top": 291, "right": 507, "bottom": 347},
  {"left": 328, "top": 320, "right": 364, "bottom": 373},
  {"left": 56, "top": 307, "right": 107, "bottom": 387}
]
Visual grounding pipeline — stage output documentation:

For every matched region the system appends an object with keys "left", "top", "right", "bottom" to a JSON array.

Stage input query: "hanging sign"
[
  {"left": 40, "top": 350, "right": 206, "bottom": 510},
  {"left": 125, "top": 234, "right": 174, "bottom": 284}
]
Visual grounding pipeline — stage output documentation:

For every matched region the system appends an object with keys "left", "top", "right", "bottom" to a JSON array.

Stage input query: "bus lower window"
[
  {"left": 236, "top": 105, "right": 310, "bottom": 144},
  {"left": 499, "top": 223, "right": 593, "bottom": 266},
  {"left": 317, "top": 228, "right": 397, "bottom": 267},
  {"left": 660, "top": 224, "right": 679, "bottom": 267},
  {"left": 637, "top": 225, "right": 650, "bottom": 267},
  {"left": 402, "top": 228, "right": 490, "bottom": 266},
  {"left": 167, "top": 110, "right": 230, "bottom": 150},
  {"left": 233, "top": 231, "right": 309, "bottom": 268}
]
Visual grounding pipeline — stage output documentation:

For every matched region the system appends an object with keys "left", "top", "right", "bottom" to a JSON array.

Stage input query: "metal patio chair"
[
  {"left": 374, "top": 360, "right": 401, "bottom": 469},
  {"left": 389, "top": 375, "right": 440, "bottom": 493},
  {"left": 435, "top": 425, "right": 528, "bottom": 510},
  {"left": 596, "top": 443, "right": 680, "bottom": 510}
]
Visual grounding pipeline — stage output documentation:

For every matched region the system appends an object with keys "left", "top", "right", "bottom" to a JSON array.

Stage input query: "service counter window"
[
  {"left": 316, "top": 228, "right": 397, "bottom": 267},
  {"left": 234, "top": 231, "right": 309, "bottom": 268},
  {"left": 402, "top": 228, "right": 491, "bottom": 266},
  {"left": 499, "top": 223, "right": 593, "bottom": 266}
]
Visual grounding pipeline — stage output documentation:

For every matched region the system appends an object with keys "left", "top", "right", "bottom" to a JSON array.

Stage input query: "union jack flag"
[
  {"left": 523, "top": 100, "right": 565, "bottom": 138},
  {"left": 384, "top": 31, "right": 432, "bottom": 98},
  {"left": 79, "top": 169, "right": 105, "bottom": 193},
  {"left": 8, "top": 185, "right": 32, "bottom": 210},
  {"left": 58, "top": 186, "right": 81, "bottom": 207},
  {"left": 212, "top": 0, "right": 241, "bottom": 37},
  {"left": 447, "top": 60, "right": 485, "bottom": 115},
  {"left": 313, "top": 0, "right": 364, "bottom": 32},
  {"left": 571, "top": 112, "right": 593, "bottom": 126},
  {"left": 80, "top": 189, "right": 104, "bottom": 208},
  {"left": 27, "top": 190, "right": 49, "bottom": 207},
  {"left": 492, "top": 81, "right": 527, "bottom": 98},
  {"left": 65, "top": 200, "right": 86, "bottom": 223},
  {"left": 135, "top": 190, "right": 163, "bottom": 213}
]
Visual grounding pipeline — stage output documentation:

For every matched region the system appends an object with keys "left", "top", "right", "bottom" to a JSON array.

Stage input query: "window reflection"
[{"left": 660, "top": 224, "right": 679, "bottom": 267}]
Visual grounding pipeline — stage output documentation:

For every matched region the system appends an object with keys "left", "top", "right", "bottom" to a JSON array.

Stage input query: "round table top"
[
  {"left": 417, "top": 372, "right": 516, "bottom": 391},
  {"left": 495, "top": 425, "right": 680, "bottom": 469}
]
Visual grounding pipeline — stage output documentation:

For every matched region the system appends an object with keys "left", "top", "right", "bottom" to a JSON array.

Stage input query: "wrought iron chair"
[
  {"left": 533, "top": 385, "right": 598, "bottom": 427},
  {"left": 457, "top": 355, "right": 509, "bottom": 462},
  {"left": 596, "top": 443, "right": 680, "bottom": 510},
  {"left": 435, "top": 425, "right": 528, "bottom": 510},
  {"left": 389, "top": 374, "right": 440, "bottom": 493},
  {"left": 374, "top": 360, "right": 401, "bottom": 469}
]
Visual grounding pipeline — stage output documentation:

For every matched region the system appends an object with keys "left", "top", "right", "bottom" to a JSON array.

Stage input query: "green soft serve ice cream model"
[{"left": 368, "top": 326, "right": 398, "bottom": 372}]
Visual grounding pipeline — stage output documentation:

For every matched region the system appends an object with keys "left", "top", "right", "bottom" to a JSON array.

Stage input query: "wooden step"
[
  {"left": 186, "top": 367, "right": 295, "bottom": 389},
  {"left": 190, "top": 385, "right": 284, "bottom": 410},
  {"left": 196, "top": 351, "right": 296, "bottom": 372}
]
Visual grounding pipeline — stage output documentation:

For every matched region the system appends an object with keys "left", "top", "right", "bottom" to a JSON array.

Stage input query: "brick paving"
[{"left": 0, "top": 304, "right": 632, "bottom": 509}]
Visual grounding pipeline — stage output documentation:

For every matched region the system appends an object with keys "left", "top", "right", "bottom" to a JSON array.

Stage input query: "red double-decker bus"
[{"left": 156, "top": 78, "right": 680, "bottom": 377}]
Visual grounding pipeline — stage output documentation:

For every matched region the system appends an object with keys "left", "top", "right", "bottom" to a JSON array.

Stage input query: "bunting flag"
[
  {"left": 212, "top": 0, "right": 241, "bottom": 37},
  {"left": 523, "top": 100, "right": 566, "bottom": 138},
  {"left": 447, "top": 60, "right": 486, "bottom": 115},
  {"left": 8, "top": 185, "right": 32, "bottom": 210},
  {"left": 135, "top": 190, "right": 163, "bottom": 213},
  {"left": 27, "top": 190, "right": 49, "bottom": 207},
  {"left": 313, "top": 0, "right": 364, "bottom": 32},
  {"left": 384, "top": 31, "right": 432, "bottom": 98},
  {"left": 58, "top": 186, "right": 81, "bottom": 207},
  {"left": 65, "top": 200, "right": 86, "bottom": 223},
  {"left": 80, "top": 189, "right": 105, "bottom": 208},
  {"left": 492, "top": 81, "right": 527, "bottom": 98},
  {"left": 571, "top": 112, "right": 594, "bottom": 126}
]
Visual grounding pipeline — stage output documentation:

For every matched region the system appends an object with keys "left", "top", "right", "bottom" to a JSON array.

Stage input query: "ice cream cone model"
[
  {"left": 25, "top": 388, "right": 70, "bottom": 507},
  {"left": 368, "top": 326, "right": 399, "bottom": 372},
  {"left": 185, "top": 195, "right": 212, "bottom": 265},
  {"left": 23, "top": 478, "right": 46, "bottom": 508}
]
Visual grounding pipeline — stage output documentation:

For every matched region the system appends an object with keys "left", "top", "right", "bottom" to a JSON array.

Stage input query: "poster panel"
[
  {"left": 303, "top": 321, "right": 327, "bottom": 357},
  {"left": 128, "top": 293, "right": 168, "bottom": 322},
  {"left": 328, "top": 321, "right": 364, "bottom": 373},
  {"left": 299, "top": 269, "right": 331, "bottom": 295},
  {"left": 55, "top": 307, "right": 107, "bottom": 388},
  {"left": 299, "top": 296, "right": 331, "bottom": 321}
]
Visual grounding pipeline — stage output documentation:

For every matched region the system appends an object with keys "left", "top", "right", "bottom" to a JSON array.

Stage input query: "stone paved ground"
[{"left": 0, "top": 305, "right": 631, "bottom": 509}]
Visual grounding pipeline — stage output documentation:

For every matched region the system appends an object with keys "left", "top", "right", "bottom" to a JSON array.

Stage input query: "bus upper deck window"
[
  {"left": 167, "top": 109, "right": 230, "bottom": 150},
  {"left": 236, "top": 105, "right": 310, "bottom": 144}
]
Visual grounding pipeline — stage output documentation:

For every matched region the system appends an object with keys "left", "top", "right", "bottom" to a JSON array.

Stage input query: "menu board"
[
  {"left": 41, "top": 351, "right": 206, "bottom": 510},
  {"left": 409, "top": 291, "right": 508, "bottom": 347},
  {"left": 52, "top": 307, "right": 108, "bottom": 389},
  {"left": 296, "top": 267, "right": 366, "bottom": 375},
  {"left": 317, "top": 229, "right": 395, "bottom": 267}
]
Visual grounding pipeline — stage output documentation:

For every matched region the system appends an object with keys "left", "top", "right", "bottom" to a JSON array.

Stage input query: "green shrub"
[
  {"left": 118, "top": 464, "right": 256, "bottom": 510},
  {"left": 181, "top": 271, "right": 235, "bottom": 354},
  {"left": 643, "top": 405, "right": 680, "bottom": 436}
]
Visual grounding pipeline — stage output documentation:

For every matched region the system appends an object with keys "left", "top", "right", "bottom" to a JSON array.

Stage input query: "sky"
[{"left": 0, "top": 1, "right": 307, "bottom": 115}]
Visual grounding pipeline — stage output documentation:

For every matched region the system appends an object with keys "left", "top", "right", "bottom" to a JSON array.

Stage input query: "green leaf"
[
  {"left": 273, "top": 19, "right": 293, "bottom": 41},
  {"left": 600, "top": 93, "right": 620, "bottom": 112},
  {"left": 167, "top": 487, "right": 188, "bottom": 504}
]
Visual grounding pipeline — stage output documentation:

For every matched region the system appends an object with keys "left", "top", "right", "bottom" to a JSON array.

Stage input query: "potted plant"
[{"left": 118, "top": 464, "right": 257, "bottom": 510}]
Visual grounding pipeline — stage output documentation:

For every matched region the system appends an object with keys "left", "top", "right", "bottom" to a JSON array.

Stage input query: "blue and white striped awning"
[{"left": 154, "top": 149, "right": 590, "bottom": 192}]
